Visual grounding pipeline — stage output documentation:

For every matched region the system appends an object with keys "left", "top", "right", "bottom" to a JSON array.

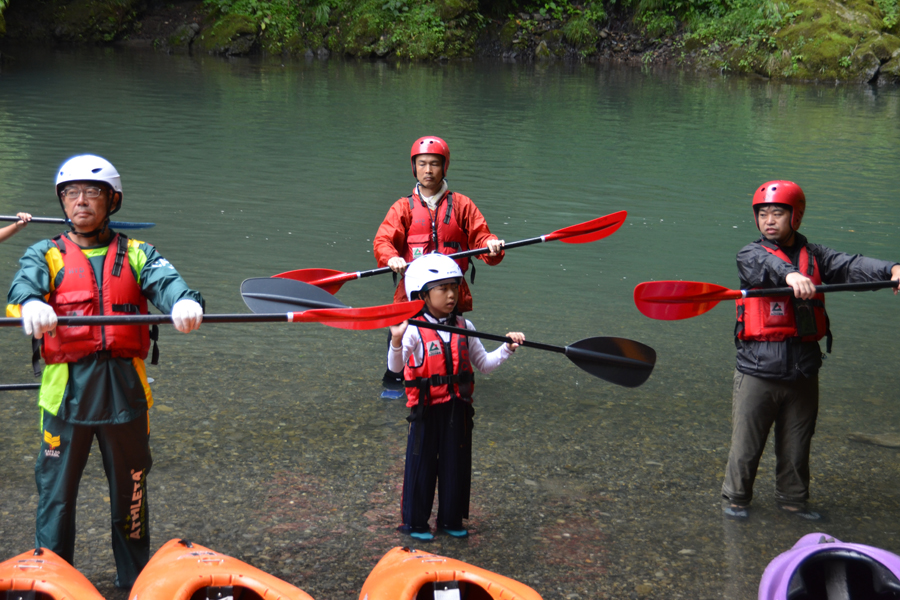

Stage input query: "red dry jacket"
[{"left": 403, "top": 192, "right": 471, "bottom": 270}]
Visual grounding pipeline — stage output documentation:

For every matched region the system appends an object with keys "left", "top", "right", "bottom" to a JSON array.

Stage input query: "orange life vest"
[
  {"left": 735, "top": 244, "right": 829, "bottom": 343},
  {"left": 403, "top": 192, "right": 471, "bottom": 273},
  {"left": 403, "top": 318, "right": 474, "bottom": 408},
  {"left": 42, "top": 234, "right": 151, "bottom": 364}
]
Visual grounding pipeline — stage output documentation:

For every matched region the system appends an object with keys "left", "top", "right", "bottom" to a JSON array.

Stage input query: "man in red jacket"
[{"left": 374, "top": 136, "right": 504, "bottom": 396}]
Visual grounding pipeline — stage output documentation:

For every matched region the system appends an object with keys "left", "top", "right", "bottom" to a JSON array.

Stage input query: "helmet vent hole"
[
  {"left": 428, "top": 269, "right": 438, "bottom": 273},
  {"left": 91, "top": 168, "right": 102, "bottom": 173}
]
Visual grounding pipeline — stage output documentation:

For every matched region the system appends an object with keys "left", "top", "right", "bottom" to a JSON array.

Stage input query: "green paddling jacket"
[{"left": 7, "top": 232, "right": 204, "bottom": 426}]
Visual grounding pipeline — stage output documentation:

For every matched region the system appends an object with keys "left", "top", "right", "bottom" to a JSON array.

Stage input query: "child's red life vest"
[
  {"left": 403, "top": 319, "right": 474, "bottom": 408},
  {"left": 735, "top": 244, "right": 828, "bottom": 343},
  {"left": 403, "top": 192, "right": 471, "bottom": 273},
  {"left": 42, "top": 233, "right": 151, "bottom": 364}
]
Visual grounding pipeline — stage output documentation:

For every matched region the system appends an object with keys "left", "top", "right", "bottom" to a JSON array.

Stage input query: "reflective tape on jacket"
[
  {"left": 41, "top": 233, "right": 150, "bottom": 364},
  {"left": 735, "top": 243, "right": 828, "bottom": 342}
]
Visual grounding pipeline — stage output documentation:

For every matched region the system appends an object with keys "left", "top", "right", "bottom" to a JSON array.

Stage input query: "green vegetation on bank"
[
  {"left": 199, "top": 0, "right": 485, "bottom": 57},
  {"left": 1, "top": 0, "right": 898, "bottom": 82},
  {"left": 0, "top": 0, "right": 8, "bottom": 36}
]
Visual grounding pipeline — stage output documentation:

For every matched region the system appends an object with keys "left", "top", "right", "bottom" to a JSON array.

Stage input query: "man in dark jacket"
[{"left": 721, "top": 180, "right": 899, "bottom": 521}]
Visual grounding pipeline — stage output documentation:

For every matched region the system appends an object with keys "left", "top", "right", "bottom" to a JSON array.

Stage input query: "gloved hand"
[
  {"left": 21, "top": 300, "right": 58, "bottom": 339},
  {"left": 171, "top": 298, "right": 203, "bottom": 333}
]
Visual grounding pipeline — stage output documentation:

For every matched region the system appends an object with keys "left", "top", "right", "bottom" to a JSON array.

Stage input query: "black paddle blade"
[
  {"left": 564, "top": 337, "right": 657, "bottom": 388},
  {"left": 241, "top": 277, "right": 347, "bottom": 313}
]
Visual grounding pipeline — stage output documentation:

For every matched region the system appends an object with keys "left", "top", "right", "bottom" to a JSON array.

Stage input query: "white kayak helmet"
[
  {"left": 56, "top": 154, "right": 123, "bottom": 214},
  {"left": 404, "top": 253, "right": 463, "bottom": 301}
]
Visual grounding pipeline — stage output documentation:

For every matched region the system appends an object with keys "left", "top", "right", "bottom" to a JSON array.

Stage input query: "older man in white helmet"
[{"left": 6, "top": 154, "right": 204, "bottom": 589}]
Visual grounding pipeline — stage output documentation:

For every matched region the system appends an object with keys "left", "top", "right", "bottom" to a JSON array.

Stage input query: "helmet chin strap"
[{"left": 69, "top": 217, "right": 110, "bottom": 239}]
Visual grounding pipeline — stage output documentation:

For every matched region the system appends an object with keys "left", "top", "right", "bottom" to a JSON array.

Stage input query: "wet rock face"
[
  {"left": 4, "top": 0, "right": 145, "bottom": 43},
  {"left": 882, "top": 53, "right": 900, "bottom": 84},
  {"left": 434, "top": 0, "right": 475, "bottom": 22},
  {"left": 166, "top": 22, "right": 200, "bottom": 52},
  {"left": 196, "top": 14, "right": 257, "bottom": 56}
]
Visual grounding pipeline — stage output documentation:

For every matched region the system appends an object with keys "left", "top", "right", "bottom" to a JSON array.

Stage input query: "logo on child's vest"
[
  {"left": 412, "top": 248, "right": 424, "bottom": 259},
  {"left": 769, "top": 301, "right": 785, "bottom": 316},
  {"left": 427, "top": 341, "right": 442, "bottom": 356}
]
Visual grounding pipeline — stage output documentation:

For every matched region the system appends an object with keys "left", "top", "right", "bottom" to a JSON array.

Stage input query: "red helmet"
[
  {"left": 752, "top": 180, "right": 806, "bottom": 231},
  {"left": 410, "top": 136, "right": 450, "bottom": 178}
]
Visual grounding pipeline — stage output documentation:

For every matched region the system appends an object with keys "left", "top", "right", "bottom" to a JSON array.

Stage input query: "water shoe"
[
  {"left": 409, "top": 531, "right": 435, "bottom": 541},
  {"left": 779, "top": 504, "right": 823, "bottom": 521},
  {"left": 723, "top": 503, "right": 749, "bottom": 520},
  {"left": 441, "top": 528, "right": 468, "bottom": 538},
  {"left": 380, "top": 389, "right": 405, "bottom": 400}
]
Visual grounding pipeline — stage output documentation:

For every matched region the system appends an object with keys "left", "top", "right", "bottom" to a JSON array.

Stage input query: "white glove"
[
  {"left": 171, "top": 298, "right": 203, "bottom": 334},
  {"left": 21, "top": 300, "right": 58, "bottom": 339}
]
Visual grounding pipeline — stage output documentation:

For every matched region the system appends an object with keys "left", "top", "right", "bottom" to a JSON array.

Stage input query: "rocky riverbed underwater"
[{"left": 2, "top": 324, "right": 899, "bottom": 600}]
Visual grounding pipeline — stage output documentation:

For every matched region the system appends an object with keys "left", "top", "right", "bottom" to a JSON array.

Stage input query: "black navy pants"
[
  {"left": 35, "top": 410, "right": 153, "bottom": 588},
  {"left": 401, "top": 398, "right": 474, "bottom": 532}
]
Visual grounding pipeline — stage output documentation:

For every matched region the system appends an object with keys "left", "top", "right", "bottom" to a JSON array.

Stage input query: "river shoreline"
[{"left": 2, "top": 0, "right": 898, "bottom": 84}]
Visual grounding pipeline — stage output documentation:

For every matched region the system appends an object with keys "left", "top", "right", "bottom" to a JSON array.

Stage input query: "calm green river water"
[{"left": 1, "top": 49, "right": 899, "bottom": 600}]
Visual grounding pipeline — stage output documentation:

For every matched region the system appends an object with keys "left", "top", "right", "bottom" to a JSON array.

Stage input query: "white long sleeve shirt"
[{"left": 388, "top": 313, "right": 513, "bottom": 375}]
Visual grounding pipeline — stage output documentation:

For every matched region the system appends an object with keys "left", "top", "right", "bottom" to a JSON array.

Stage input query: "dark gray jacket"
[{"left": 734, "top": 233, "right": 897, "bottom": 381}]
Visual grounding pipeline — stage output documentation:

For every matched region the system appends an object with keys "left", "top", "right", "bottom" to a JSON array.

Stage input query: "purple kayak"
[{"left": 759, "top": 533, "right": 900, "bottom": 600}]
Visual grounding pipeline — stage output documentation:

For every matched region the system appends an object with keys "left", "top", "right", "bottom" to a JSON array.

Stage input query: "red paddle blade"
[
  {"left": 634, "top": 281, "right": 741, "bottom": 321},
  {"left": 274, "top": 268, "right": 352, "bottom": 294},
  {"left": 546, "top": 211, "right": 627, "bottom": 244},
  {"left": 291, "top": 300, "right": 423, "bottom": 330}
]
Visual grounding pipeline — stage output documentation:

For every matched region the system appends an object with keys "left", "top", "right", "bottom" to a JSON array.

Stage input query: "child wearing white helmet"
[{"left": 387, "top": 253, "right": 524, "bottom": 541}]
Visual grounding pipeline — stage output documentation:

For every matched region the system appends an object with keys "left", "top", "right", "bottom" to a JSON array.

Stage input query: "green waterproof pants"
[{"left": 35, "top": 410, "right": 152, "bottom": 589}]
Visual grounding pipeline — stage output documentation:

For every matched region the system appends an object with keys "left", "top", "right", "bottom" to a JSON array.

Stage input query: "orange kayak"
[
  {"left": 0, "top": 547, "right": 105, "bottom": 600},
  {"left": 129, "top": 538, "right": 314, "bottom": 600},
  {"left": 359, "top": 546, "right": 543, "bottom": 600}
]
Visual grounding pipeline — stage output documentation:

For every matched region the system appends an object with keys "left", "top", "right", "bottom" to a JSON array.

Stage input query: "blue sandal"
[
  {"left": 441, "top": 528, "right": 468, "bottom": 538},
  {"left": 723, "top": 503, "right": 749, "bottom": 520}
]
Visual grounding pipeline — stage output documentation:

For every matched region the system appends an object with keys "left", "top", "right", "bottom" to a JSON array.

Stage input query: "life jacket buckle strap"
[
  {"left": 444, "top": 191, "right": 453, "bottom": 224},
  {"left": 150, "top": 324, "right": 159, "bottom": 365},
  {"left": 112, "top": 234, "right": 128, "bottom": 278},
  {"left": 112, "top": 303, "right": 141, "bottom": 314},
  {"left": 31, "top": 337, "right": 43, "bottom": 377}
]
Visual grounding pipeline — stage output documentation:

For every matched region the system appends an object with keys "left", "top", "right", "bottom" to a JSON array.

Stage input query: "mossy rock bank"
[
  {"left": 2, "top": 0, "right": 899, "bottom": 84},
  {"left": 695, "top": 0, "right": 900, "bottom": 84},
  {"left": 196, "top": 13, "right": 257, "bottom": 55},
  {"left": 2, "top": 0, "right": 144, "bottom": 43}
]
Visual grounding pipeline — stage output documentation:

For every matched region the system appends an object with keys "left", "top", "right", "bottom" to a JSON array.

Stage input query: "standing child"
[{"left": 388, "top": 253, "right": 524, "bottom": 541}]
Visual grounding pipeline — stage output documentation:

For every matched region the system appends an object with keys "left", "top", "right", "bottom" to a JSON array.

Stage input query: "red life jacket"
[
  {"left": 403, "top": 192, "right": 471, "bottom": 273},
  {"left": 735, "top": 243, "right": 829, "bottom": 343},
  {"left": 42, "top": 234, "right": 151, "bottom": 364},
  {"left": 403, "top": 317, "right": 475, "bottom": 408}
]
